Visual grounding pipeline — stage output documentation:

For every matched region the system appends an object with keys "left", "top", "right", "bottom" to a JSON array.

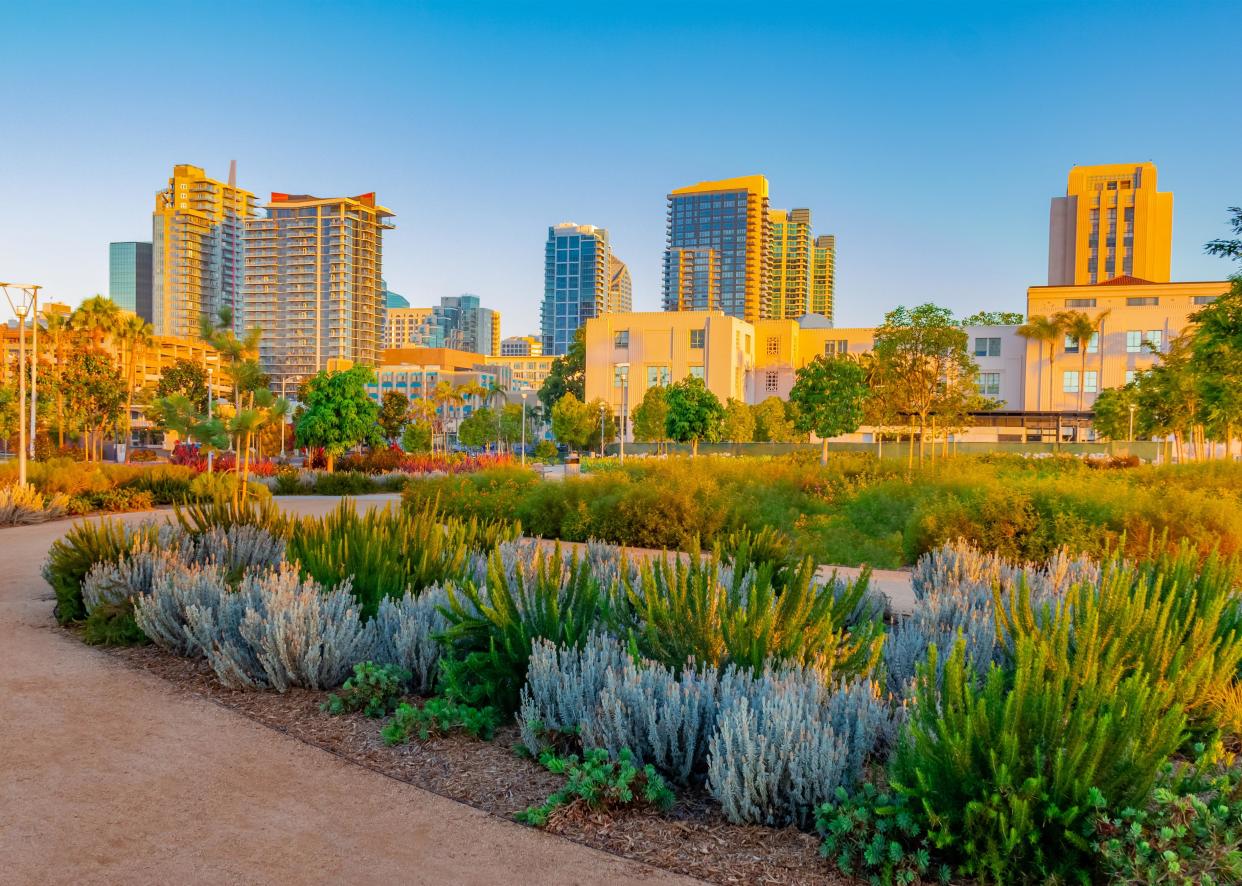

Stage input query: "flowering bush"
[{"left": 337, "top": 446, "right": 514, "bottom": 476}]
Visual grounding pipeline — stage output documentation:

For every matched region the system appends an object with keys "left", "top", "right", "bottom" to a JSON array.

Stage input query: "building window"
[
  {"left": 614, "top": 330, "right": 629, "bottom": 349},
  {"left": 689, "top": 365, "right": 705, "bottom": 380},
  {"left": 1145, "top": 330, "right": 1163, "bottom": 352},
  {"left": 1063, "top": 371, "right": 1080, "bottom": 393},
  {"left": 1193, "top": 296, "right": 1218, "bottom": 305},
  {"left": 1126, "top": 296, "right": 1159, "bottom": 306},
  {"left": 1083, "top": 371, "right": 1099, "bottom": 393},
  {"left": 973, "top": 337, "right": 1001, "bottom": 357},
  {"left": 1126, "top": 330, "right": 1143, "bottom": 353},
  {"left": 766, "top": 336, "right": 780, "bottom": 356},
  {"left": 689, "top": 329, "right": 705, "bottom": 349},
  {"left": 976, "top": 372, "right": 1001, "bottom": 398},
  {"left": 1087, "top": 331, "right": 1099, "bottom": 354},
  {"left": 613, "top": 364, "right": 629, "bottom": 386},
  {"left": 1125, "top": 370, "right": 1138, "bottom": 385},
  {"left": 1065, "top": 298, "right": 1097, "bottom": 308},
  {"left": 824, "top": 339, "right": 849, "bottom": 356},
  {"left": 765, "top": 371, "right": 779, "bottom": 393},
  {"left": 646, "top": 365, "right": 670, "bottom": 387},
  {"left": 1064, "top": 334, "right": 1079, "bottom": 354}
]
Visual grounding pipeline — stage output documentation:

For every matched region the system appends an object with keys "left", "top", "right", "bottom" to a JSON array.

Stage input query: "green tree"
[
  {"left": 377, "top": 390, "right": 410, "bottom": 443},
  {"left": 961, "top": 310, "right": 1025, "bottom": 326},
  {"left": 631, "top": 384, "right": 669, "bottom": 449},
  {"left": 752, "top": 396, "right": 798, "bottom": 443},
  {"left": 0, "top": 385, "right": 17, "bottom": 447},
  {"left": 400, "top": 421, "right": 432, "bottom": 454},
  {"left": 538, "top": 328, "right": 585, "bottom": 412},
  {"left": 789, "top": 355, "right": 869, "bottom": 464},
  {"left": 550, "top": 392, "right": 594, "bottom": 452},
  {"left": 720, "top": 398, "right": 755, "bottom": 450},
  {"left": 871, "top": 303, "right": 980, "bottom": 464},
  {"left": 155, "top": 357, "right": 209, "bottom": 413},
  {"left": 199, "top": 306, "right": 263, "bottom": 407},
  {"left": 114, "top": 312, "right": 153, "bottom": 461},
  {"left": 457, "top": 406, "right": 499, "bottom": 449},
  {"left": 1091, "top": 384, "right": 1144, "bottom": 441},
  {"left": 294, "top": 365, "right": 382, "bottom": 472},
  {"left": 61, "top": 348, "right": 126, "bottom": 462},
  {"left": 1195, "top": 210, "right": 1242, "bottom": 457},
  {"left": 663, "top": 376, "right": 724, "bottom": 456},
  {"left": 585, "top": 397, "right": 618, "bottom": 455},
  {"left": 497, "top": 403, "right": 532, "bottom": 450},
  {"left": 1204, "top": 206, "right": 1242, "bottom": 260}
]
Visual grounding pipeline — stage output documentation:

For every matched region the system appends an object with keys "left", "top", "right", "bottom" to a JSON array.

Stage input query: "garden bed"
[{"left": 104, "top": 642, "right": 836, "bottom": 885}]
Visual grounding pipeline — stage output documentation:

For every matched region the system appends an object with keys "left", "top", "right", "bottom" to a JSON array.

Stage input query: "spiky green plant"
[
  {"left": 173, "top": 493, "right": 290, "bottom": 538},
  {"left": 42, "top": 518, "right": 157, "bottom": 624}
]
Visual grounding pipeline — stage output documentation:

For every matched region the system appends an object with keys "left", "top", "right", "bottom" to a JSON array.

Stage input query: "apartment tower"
[
  {"left": 810, "top": 234, "right": 836, "bottom": 320},
  {"left": 1048, "top": 162, "right": 1173, "bottom": 285},
  {"left": 768, "top": 208, "right": 813, "bottom": 319},
  {"left": 244, "top": 191, "right": 394, "bottom": 390},
  {"left": 108, "top": 241, "right": 154, "bottom": 323},
  {"left": 608, "top": 255, "right": 633, "bottom": 313},
  {"left": 662, "top": 175, "right": 771, "bottom": 323},
  {"left": 152, "top": 163, "right": 256, "bottom": 337},
  {"left": 541, "top": 222, "right": 611, "bottom": 356}
]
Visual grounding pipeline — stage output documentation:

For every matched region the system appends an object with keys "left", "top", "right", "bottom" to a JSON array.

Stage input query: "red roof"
[{"left": 1094, "top": 275, "right": 1154, "bottom": 286}]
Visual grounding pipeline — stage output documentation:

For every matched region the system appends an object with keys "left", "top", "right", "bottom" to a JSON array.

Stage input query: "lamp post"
[
  {"left": 1128, "top": 404, "right": 1136, "bottom": 443},
  {"left": 617, "top": 362, "right": 629, "bottom": 463},
  {"left": 2, "top": 284, "right": 38, "bottom": 487},
  {"left": 206, "top": 365, "right": 214, "bottom": 474},
  {"left": 519, "top": 390, "right": 529, "bottom": 467},
  {"left": 28, "top": 287, "right": 39, "bottom": 460},
  {"left": 599, "top": 401, "right": 607, "bottom": 458}
]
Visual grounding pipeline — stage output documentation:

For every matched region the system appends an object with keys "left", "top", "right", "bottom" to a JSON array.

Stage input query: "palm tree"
[
  {"left": 1016, "top": 314, "right": 1065, "bottom": 413},
  {"left": 71, "top": 295, "right": 120, "bottom": 348},
  {"left": 114, "top": 313, "right": 153, "bottom": 461},
  {"left": 200, "top": 306, "right": 261, "bottom": 406},
  {"left": 432, "top": 380, "right": 456, "bottom": 452},
  {"left": 1058, "top": 309, "right": 1112, "bottom": 437},
  {"left": 40, "top": 312, "right": 72, "bottom": 448}
]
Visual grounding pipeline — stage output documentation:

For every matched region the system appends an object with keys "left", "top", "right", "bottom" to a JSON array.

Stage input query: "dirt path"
[{"left": 0, "top": 499, "right": 698, "bottom": 886}]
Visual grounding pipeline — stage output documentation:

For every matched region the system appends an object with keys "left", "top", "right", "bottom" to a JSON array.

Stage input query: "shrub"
[
  {"left": 381, "top": 697, "right": 499, "bottom": 744},
  {"left": 187, "top": 471, "right": 271, "bottom": 504},
  {"left": 533, "top": 439, "right": 558, "bottom": 461},
  {"left": 439, "top": 545, "right": 617, "bottom": 714},
  {"left": 67, "top": 486, "right": 154, "bottom": 515},
  {"left": 42, "top": 518, "right": 159, "bottom": 623},
  {"left": 121, "top": 464, "right": 196, "bottom": 504},
  {"left": 324, "top": 662, "right": 410, "bottom": 717},
  {"left": 370, "top": 586, "right": 451, "bottom": 694},
  {"left": 310, "top": 471, "right": 377, "bottom": 496},
  {"left": 128, "top": 448, "right": 160, "bottom": 463},
  {"left": 82, "top": 601, "right": 149, "bottom": 646},
  {"left": 174, "top": 493, "right": 289, "bottom": 538},
  {"left": 133, "top": 561, "right": 231, "bottom": 656},
  {"left": 517, "top": 748, "right": 675, "bottom": 827},
  {"left": 816, "top": 782, "right": 943, "bottom": 886},
  {"left": 0, "top": 483, "right": 69, "bottom": 525}
]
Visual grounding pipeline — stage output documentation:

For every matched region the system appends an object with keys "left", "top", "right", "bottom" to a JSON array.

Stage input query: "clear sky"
[{"left": 2, "top": 0, "right": 1239, "bottom": 329}]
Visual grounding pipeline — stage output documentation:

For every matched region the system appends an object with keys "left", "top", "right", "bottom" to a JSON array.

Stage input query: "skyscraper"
[
  {"left": 501, "top": 335, "right": 542, "bottom": 356},
  {"left": 662, "top": 175, "right": 771, "bottom": 323},
  {"left": 1048, "top": 162, "right": 1173, "bottom": 286},
  {"left": 152, "top": 163, "right": 256, "bottom": 338},
  {"left": 244, "top": 191, "right": 394, "bottom": 390},
  {"left": 541, "top": 222, "right": 611, "bottom": 356},
  {"left": 768, "top": 208, "right": 812, "bottom": 319},
  {"left": 810, "top": 234, "right": 836, "bottom": 321},
  {"left": 608, "top": 255, "right": 633, "bottom": 313},
  {"left": 434, "top": 294, "right": 499, "bottom": 355},
  {"left": 108, "top": 241, "right": 154, "bottom": 323}
]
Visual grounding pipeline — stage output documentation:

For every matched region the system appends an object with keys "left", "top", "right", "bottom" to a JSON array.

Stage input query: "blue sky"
[{"left": 2, "top": 1, "right": 1239, "bottom": 329}]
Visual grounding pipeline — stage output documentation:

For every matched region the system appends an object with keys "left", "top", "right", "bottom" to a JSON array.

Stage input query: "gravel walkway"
[{"left": 0, "top": 497, "right": 697, "bottom": 886}]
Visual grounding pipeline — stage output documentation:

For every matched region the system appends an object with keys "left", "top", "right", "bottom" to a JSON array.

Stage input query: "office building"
[
  {"left": 541, "top": 222, "right": 612, "bottom": 356},
  {"left": 108, "top": 241, "right": 153, "bottom": 323},
  {"left": 490, "top": 353, "right": 555, "bottom": 391},
  {"left": 810, "top": 234, "right": 836, "bottom": 320},
  {"left": 1048, "top": 162, "right": 1173, "bottom": 286},
  {"left": 501, "top": 335, "right": 542, "bottom": 357},
  {"left": 609, "top": 255, "right": 632, "bottom": 313},
  {"left": 384, "top": 283, "right": 409, "bottom": 309},
  {"left": 244, "top": 191, "right": 394, "bottom": 390},
  {"left": 385, "top": 307, "right": 443, "bottom": 349},
  {"left": 662, "top": 175, "right": 771, "bottom": 323},
  {"left": 152, "top": 163, "right": 256, "bottom": 338}
]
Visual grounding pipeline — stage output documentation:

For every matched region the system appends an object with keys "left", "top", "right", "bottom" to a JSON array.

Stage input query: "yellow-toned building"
[
  {"left": 152, "top": 164, "right": 257, "bottom": 339},
  {"left": 500, "top": 335, "right": 542, "bottom": 357},
  {"left": 662, "top": 176, "right": 771, "bottom": 323},
  {"left": 768, "top": 209, "right": 812, "bottom": 319},
  {"left": 1048, "top": 162, "right": 1173, "bottom": 286},
  {"left": 386, "top": 307, "right": 439, "bottom": 349},
  {"left": 1023, "top": 277, "right": 1230, "bottom": 414},
  {"left": 811, "top": 234, "right": 836, "bottom": 319},
  {"left": 489, "top": 354, "right": 555, "bottom": 391}
]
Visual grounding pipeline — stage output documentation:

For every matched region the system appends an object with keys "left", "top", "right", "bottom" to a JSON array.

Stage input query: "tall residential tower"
[
  {"left": 244, "top": 191, "right": 394, "bottom": 390},
  {"left": 1048, "top": 162, "right": 1173, "bottom": 286},
  {"left": 810, "top": 234, "right": 836, "bottom": 320},
  {"left": 541, "top": 222, "right": 611, "bottom": 356},
  {"left": 152, "top": 164, "right": 256, "bottom": 337},
  {"left": 662, "top": 175, "right": 771, "bottom": 323}
]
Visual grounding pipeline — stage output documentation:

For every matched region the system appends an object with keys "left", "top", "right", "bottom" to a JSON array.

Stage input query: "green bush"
[
  {"left": 381, "top": 697, "right": 499, "bottom": 744},
  {"left": 323, "top": 662, "right": 410, "bottom": 718},
  {"left": 816, "top": 782, "right": 944, "bottom": 886},
  {"left": 174, "top": 493, "right": 290, "bottom": 538},
  {"left": 311, "top": 471, "right": 378, "bottom": 496},
  {"left": 532, "top": 439, "right": 558, "bottom": 461},
  {"left": 42, "top": 518, "right": 155, "bottom": 624},
  {"left": 440, "top": 546, "right": 617, "bottom": 714},
  {"left": 516, "top": 747, "right": 675, "bottom": 827},
  {"left": 120, "top": 465, "right": 197, "bottom": 504},
  {"left": 288, "top": 501, "right": 517, "bottom": 619},
  {"left": 82, "top": 600, "right": 148, "bottom": 646}
]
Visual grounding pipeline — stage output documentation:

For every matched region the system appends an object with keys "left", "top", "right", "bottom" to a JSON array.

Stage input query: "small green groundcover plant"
[
  {"left": 323, "top": 662, "right": 410, "bottom": 718},
  {"left": 381, "top": 698, "right": 500, "bottom": 745},
  {"left": 517, "top": 748, "right": 675, "bottom": 827},
  {"left": 816, "top": 783, "right": 949, "bottom": 886}
]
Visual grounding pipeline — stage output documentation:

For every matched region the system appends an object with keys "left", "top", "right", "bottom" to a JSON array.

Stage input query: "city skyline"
[{"left": 2, "top": 2, "right": 1240, "bottom": 329}]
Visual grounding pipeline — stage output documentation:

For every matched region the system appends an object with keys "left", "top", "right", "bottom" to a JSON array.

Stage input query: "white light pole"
[
  {"left": 28, "top": 287, "right": 39, "bottom": 460},
  {"left": 206, "top": 365, "right": 214, "bottom": 474},
  {"left": 520, "top": 391, "right": 528, "bottom": 467},
  {"left": 617, "top": 362, "right": 629, "bottom": 463},
  {"left": 2, "top": 284, "right": 38, "bottom": 486},
  {"left": 1128, "top": 404, "right": 1136, "bottom": 443}
]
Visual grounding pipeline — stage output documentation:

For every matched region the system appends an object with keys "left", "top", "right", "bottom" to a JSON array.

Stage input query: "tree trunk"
[
  {"left": 820, "top": 436, "right": 828, "bottom": 466},
  {"left": 691, "top": 438, "right": 698, "bottom": 458},
  {"left": 326, "top": 451, "right": 335, "bottom": 473}
]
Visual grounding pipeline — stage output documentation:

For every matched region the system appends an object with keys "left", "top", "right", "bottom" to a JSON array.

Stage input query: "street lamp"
[
  {"left": 2, "top": 283, "right": 39, "bottom": 486},
  {"left": 206, "top": 365, "right": 214, "bottom": 474},
  {"left": 1128, "top": 404, "right": 1137, "bottom": 443},
  {"left": 599, "top": 401, "right": 607, "bottom": 458},
  {"left": 616, "top": 362, "right": 629, "bottom": 463},
  {"left": 519, "top": 390, "right": 529, "bottom": 467}
]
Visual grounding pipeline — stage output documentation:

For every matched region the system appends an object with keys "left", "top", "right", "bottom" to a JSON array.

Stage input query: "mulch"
[{"left": 106, "top": 643, "right": 843, "bottom": 885}]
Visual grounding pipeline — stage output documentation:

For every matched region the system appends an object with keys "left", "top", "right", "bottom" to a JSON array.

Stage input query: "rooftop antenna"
[{"left": 228, "top": 159, "right": 236, "bottom": 188}]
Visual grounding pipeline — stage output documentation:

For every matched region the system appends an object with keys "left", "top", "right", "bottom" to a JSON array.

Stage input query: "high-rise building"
[
  {"left": 810, "top": 234, "right": 836, "bottom": 321},
  {"left": 384, "top": 283, "right": 409, "bottom": 309},
  {"left": 541, "top": 222, "right": 611, "bottom": 356},
  {"left": 662, "top": 175, "right": 771, "bottom": 323},
  {"left": 768, "top": 208, "right": 812, "bottom": 319},
  {"left": 385, "top": 307, "right": 443, "bottom": 349},
  {"left": 244, "top": 191, "right": 394, "bottom": 390},
  {"left": 434, "top": 294, "right": 499, "bottom": 355},
  {"left": 500, "top": 335, "right": 542, "bottom": 357},
  {"left": 608, "top": 255, "right": 632, "bottom": 313},
  {"left": 108, "top": 241, "right": 154, "bottom": 323},
  {"left": 1048, "top": 162, "right": 1173, "bottom": 286},
  {"left": 152, "top": 164, "right": 256, "bottom": 338}
]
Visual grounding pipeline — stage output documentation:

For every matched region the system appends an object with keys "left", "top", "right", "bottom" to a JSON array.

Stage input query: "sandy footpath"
[{"left": 0, "top": 497, "right": 697, "bottom": 886}]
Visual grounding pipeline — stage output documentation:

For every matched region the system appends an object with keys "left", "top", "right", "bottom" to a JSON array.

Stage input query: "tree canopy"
[
  {"left": 720, "top": 397, "right": 755, "bottom": 447},
  {"left": 960, "top": 310, "right": 1025, "bottom": 326},
  {"left": 538, "top": 328, "right": 585, "bottom": 412},
  {"left": 631, "top": 385, "right": 669, "bottom": 446},
  {"left": 294, "top": 365, "right": 382, "bottom": 471},
  {"left": 154, "top": 357, "right": 209, "bottom": 413},
  {"left": 377, "top": 390, "right": 410, "bottom": 442},
  {"left": 550, "top": 392, "right": 594, "bottom": 451},
  {"left": 789, "top": 355, "right": 869, "bottom": 464},
  {"left": 752, "top": 396, "right": 799, "bottom": 443},
  {"left": 663, "top": 376, "right": 724, "bottom": 456}
]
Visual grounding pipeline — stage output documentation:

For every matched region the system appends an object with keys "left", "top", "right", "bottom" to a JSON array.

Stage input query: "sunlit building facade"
[
  {"left": 541, "top": 222, "right": 611, "bottom": 356},
  {"left": 108, "top": 241, "right": 153, "bottom": 323},
  {"left": 810, "top": 234, "right": 836, "bottom": 320},
  {"left": 768, "top": 208, "right": 812, "bottom": 319}
]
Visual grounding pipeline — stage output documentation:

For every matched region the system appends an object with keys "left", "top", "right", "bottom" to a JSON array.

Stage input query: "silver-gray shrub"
[
  {"left": 706, "top": 674, "right": 891, "bottom": 828},
  {"left": 134, "top": 561, "right": 231, "bottom": 656},
  {"left": 519, "top": 634, "right": 629, "bottom": 756},
  {"left": 81, "top": 543, "right": 182, "bottom": 615},
  {"left": 182, "top": 524, "right": 286, "bottom": 577},
  {"left": 370, "top": 584, "right": 450, "bottom": 693},
  {"left": 468, "top": 538, "right": 543, "bottom": 586}
]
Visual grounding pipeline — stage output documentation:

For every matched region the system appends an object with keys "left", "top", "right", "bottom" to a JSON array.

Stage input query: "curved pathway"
[{"left": 0, "top": 497, "right": 696, "bottom": 886}]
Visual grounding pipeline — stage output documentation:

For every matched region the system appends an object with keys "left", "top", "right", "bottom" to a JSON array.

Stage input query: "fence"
[{"left": 605, "top": 439, "right": 1164, "bottom": 461}]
